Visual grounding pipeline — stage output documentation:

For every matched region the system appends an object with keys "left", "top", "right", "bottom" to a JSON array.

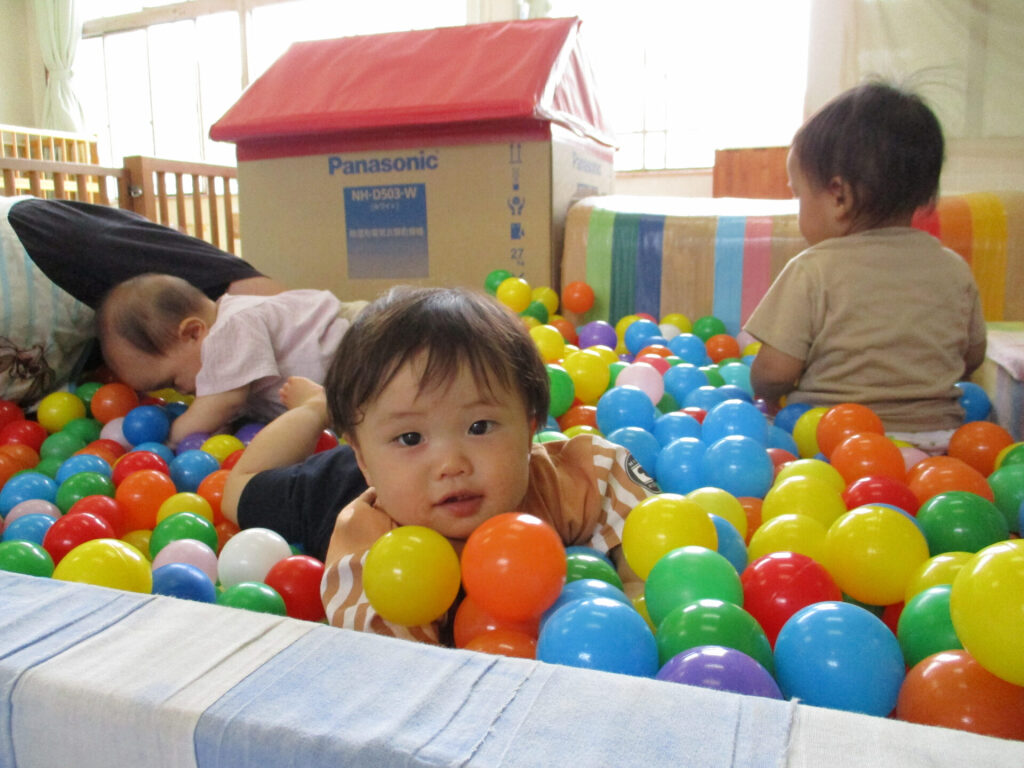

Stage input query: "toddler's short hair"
[
  {"left": 792, "top": 80, "right": 944, "bottom": 228},
  {"left": 97, "top": 273, "right": 208, "bottom": 356},
  {"left": 325, "top": 285, "right": 550, "bottom": 435}
]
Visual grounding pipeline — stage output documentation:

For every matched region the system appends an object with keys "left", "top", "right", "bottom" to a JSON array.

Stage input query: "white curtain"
[{"left": 34, "top": 0, "right": 86, "bottom": 132}]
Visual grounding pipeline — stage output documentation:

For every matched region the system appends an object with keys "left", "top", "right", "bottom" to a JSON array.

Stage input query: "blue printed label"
[{"left": 344, "top": 184, "right": 428, "bottom": 279}]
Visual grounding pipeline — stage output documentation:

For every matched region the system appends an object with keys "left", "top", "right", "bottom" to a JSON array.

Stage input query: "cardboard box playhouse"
[{"left": 210, "top": 17, "right": 615, "bottom": 300}]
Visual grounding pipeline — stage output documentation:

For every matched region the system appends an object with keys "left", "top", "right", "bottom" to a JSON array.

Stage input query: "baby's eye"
[
  {"left": 468, "top": 420, "right": 493, "bottom": 436},
  {"left": 395, "top": 432, "right": 422, "bottom": 447}
]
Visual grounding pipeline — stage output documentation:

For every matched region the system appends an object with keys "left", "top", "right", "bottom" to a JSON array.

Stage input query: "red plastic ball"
[
  {"left": 842, "top": 474, "right": 920, "bottom": 515},
  {"left": 264, "top": 555, "right": 326, "bottom": 622},
  {"left": 0, "top": 420, "right": 48, "bottom": 453},
  {"left": 0, "top": 399, "right": 25, "bottom": 430},
  {"left": 314, "top": 430, "right": 339, "bottom": 453},
  {"left": 90, "top": 383, "right": 140, "bottom": 424},
  {"left": 112, "top": 450, "right": 170, "bottom": 486},
  {"left": 42, "top": 511, "right": 116, "bottom": 565},
  {"left": 460, "top": 513, "right": 566, "bottom": 622},
  {"left": 67, "top": 494, "right": 129, "bottom": 538}
]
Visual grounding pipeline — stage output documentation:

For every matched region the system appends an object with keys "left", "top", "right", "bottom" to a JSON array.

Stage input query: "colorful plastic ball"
[
  {"left": 216, "top": 527, "right": 292, "bottom": 588},
  {"left": 824, "top": 505, "right": 930, "bottom": 606},
  {"left": 896, "top": 585, "right": 962, "bottom": 668},
  {"left": 89, "top": 383, "right": 140, "bottom": 425},
  {"left": 760, "top": 475, "right": 847, "bottom": 529},
  {"left": 562, "top": 349, "right": 611, "bottom": 405},
  {"left": 0, "top": 471, "right": 58, "bottom": 516},
  {"left": 596, "top": 385, "right": 656, "bottom": 434},
  {"left": 264, "top": 554, "right": 327, "bottom": 622},
  {"left": 120, "top": 405, "right": 171, "bottom": 446},
  {"left": 644, "top": 545, "right": 743, "bottom": 628},
  {"left": 464, "top": 628, "right": 538, "bottom": 658},
  {"left": 484, "top": 268, "right": 514, "bottom": 295},
  {"left": 701, "top": 399, "right": 768, "bottom": 445},
  {"left": 691, "top": 315, "right": 727, "bottom": 342},
  {"left": 0, "top": 419, "right": 48, "bottom": 453},
  {"left": 621, "top": 494, "right": 717, "bottom": 580},
  {"left": 39, "top": 431, "right": 87, "bottom": 463},
  {"left": 576, "top": 320, "right": 616, "bottom": 350},
  {"left": 151, "top": 562, "right": 217, "bottom": 602},
  {"left": 904, "top": 551, "right": 973, "bottom": 604},
  {"left": 701, "top": 435, "right": 774, "bottom": 499},
  {"left": 605, "top": 427, "right": 660, "bottom": 478},
  {"left": 614, "top": 362, "right": 664, "bottom": 407},
  {"left": 169, "top": 449, "right": 220, "bottom": 493},
  {"left": 542, "top": 578, "right": 630, "bottom": 628},
  {"left": 915, "top": 491, "right": 1009, "bottom": 555},
  {"left": 156, "top": 491, "right": 215, "bottom": 526},
  {"left": 2, "top": 513, "right": 55, "bottom": 545},
  {"left": 362, "top": 525, "right": 460, "bottom": 626},
  {"left": 710, "top": 516, "right": 748, "bottom": 573},
  {"left": 660, "top": 365, "right": 705, "bottom": 408},
  {"left": 841, "top": 474, "right": 919, "bottom": 515},
  {"left": 5, "top": 498, "right": 60, "bottom": 525},
  {"left": 150, "top": 537, "right": 218, "bottom": 582},
  {"left": 702, "top": 333, "right": 739, "bottom": 364},
  {"left": 950, "top": 539, "right": 1024, "bottom": 685},
  {"left": 907, "top": 455, "right": 994, "bottom": 507},
  {"left": 112, "top": 450, "right": 170, "bottom": 486},
  {"left": 55, "top": 453, "right": 112, "bottom": 485},
  {"left": 66, "top": 495, "right": 127, "bottom": 538},
  {"left": 0, "top": 442, "right": 40, "bottom": 472},
  {"left": 831, "top": 432, "right": 907, "bottom": 484},
  {"left": 955, "top": 381, "right": 991, "bottom": 422},
  {"left": 657, "top": 645, "right": 782, "bottom": 699},
  {"left": 652, "top": 411, "right": 701, "bottom": 448},
  {"left": 561, "top": 281, "right": 595, "bottom": 314},
  {"left": 656, "top": 598, "right": 773, "bottom": 672},
  {"left": 55, "top": 471, "right": 116, "bottom": 514},
  {"left": 42, "top": 510, "right": 115, "bottom": 565},
  {"left": 660, "top": 313, "right": 691, "bottom": 335},
  {"left": 0, "top": 399, "right": 25, "bottom": 430},
  {"left": 98, "top": 417, "right": 130, "bottom": 450},
  {"left": 654, "top": 437, "right": 708, "bottom": 495},
  {"left": 685, "top": 487, "right": 748, "bottom": 541},
  {"left": 537, "top": 596, "right": 658, "bottom": 677},
  {"left": 453, "top": 594, "right": 539, "bottom": 648},
  {"left": 35, "top": 391, "right": 87, "bottom": 434},
  {"left": 741, "top": 551, "right": 841, "bottom": 647},
  {"left": 774, "top": 601, "right": 904, "bottom": 716},
  {"left": 149, "top": 511, "right": 218, "bottom": 559},
  {"left": 529, "top": 324, "right": 566, "bottom": 364},
  {"left": 114, "top": 468, "right": 178, "bottom": 533},
  {"left": 667, "top": 334, "right": 712, "bottom": 366},
  {"left": 0, "top": 539, "right": 54, "bottom": 577},
  {"left": 217, "top": 581, "right": 287, "bottom": 615},
  {"left": 815, "top": 403, "right": 885, "bottom": 458},
  {"left": 233, "top": 422, "right": 264, "bottom": 446},
  {"left": 495, "top": 276, "right": 532, "bottom": 313},
  {"left": 545, "top": 364, "right": 575, "bottom": 419},
  {"left": 987, "top": 462, "right": 1024, "bottom": 533},
  {"left": 175, "top": 431, "right": 211, "bottom": 455},
  {"left": 521, "top": 299, "right": 550, "bottom": 325},
  {"left": 947, "top": 420, "right": 1014, "bottom": 476},
  {"left": 621, "top": 319, "right": 660, "bottom": 355},
  {"left": 461, "top": 513, "right": 566, "bottom": 622},
  {"left": 790, "top": 406, "right": 828, "bottom": 458},
  {"left": 62, "top": 417, "right": 102, "bottom": 444},
  {"left": 746, "top": 513, "right": 828, "bottom": 564},
  {"left": 897, "top": 650, "right": 1024, "bottom": 739},
  {"left": 52, "top": 538, "right": 151, "bottom": 593}
]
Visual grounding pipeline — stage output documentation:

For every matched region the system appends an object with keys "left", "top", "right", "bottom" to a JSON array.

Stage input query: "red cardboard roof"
[{"left": 210, "top": 17, "right": 614, "bottom": 154}]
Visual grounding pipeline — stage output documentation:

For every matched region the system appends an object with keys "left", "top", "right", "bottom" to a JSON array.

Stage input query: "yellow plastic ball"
[
  {"left": 588, "top": 344, "right": 619, "bottom": 365},
  {"left": 531, "top": 286, "right": 560, "bottom": 316},
  {"left": 363, "top": 525, "right": 461, "bottom": 626},
  {"left": 660, "top": 313, "right": 692, "bottom": 334},
  {"left": 615, "top": 314, "right": 639, "bottom": 342},
  {"left": 950, "top": 539, "right": 1024, "bottom": 686},
  {"left": 742, "top": 342, "right": 762, "bottom": 356},
  {"left": 562, "top": 425, "right": 600, "bottom": 438},
  {"left": 121, "top": 529, "right": 152, "bottom": 560},
  {"left": 621, "top": 493, "right": 718, "bottom": 580},
  {"left": 773, "top": 457, "right": 846, "bottom": 492},
  {"left": 201, "top": 434, "right": 245, "bottom": 464},
  {"left": 761, "top": 475, "right": 848, "bottom": 529},
  {"left": 52, "top": 538, "right": 152, "bottom": 593},
  {"left": 529, "top": 324, "right": 567, "bottom": 363},
  {"left": 520, "top": 315, "right": 541, "bottom": 330},
  {"left": 904, "top": 551, "right": 973, "bottom": 603},
  {"left": 792, "top": 406, "right": 829, "bottom": 458},
  {"left": 824, "top": 504, "right": 929, "bottom": 606},
  {"left": 156, "top": 492, "right": 215, "bottom": 525},
  {"left": 496, "top": 277, "right": 532, "bottom": 313},
  {"left": 994, "top": 441, "right": 1024, "bottom": 470},
  {"left": 747, "top": 513, "right": 828, "bottom": 565},
  {"left": 36, "top": 391, "right": 87, "bottom": 434},
  {"left": 562, "top": 349, "right": 611, "bottom": 405},
  {"left": 685, "top": 487, "right": 747, "bottom": 540}
]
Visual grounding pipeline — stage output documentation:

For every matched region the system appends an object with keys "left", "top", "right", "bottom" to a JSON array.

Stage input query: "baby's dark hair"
[
  {"left": 97, "top": 273, "right": 209, "bottom": 356},
  {"left": 792, "top": 80, "right": 944, "bottom": 228},
  {"left": 325, "top": 285, "right": 550, "bottom": 436}
]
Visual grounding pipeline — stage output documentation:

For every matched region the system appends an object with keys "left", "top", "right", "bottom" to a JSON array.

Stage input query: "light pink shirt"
[{"left": 195, "top": 290, "right": 348, "bottom": 421}]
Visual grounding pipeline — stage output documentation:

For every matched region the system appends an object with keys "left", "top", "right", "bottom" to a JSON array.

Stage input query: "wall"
[{"left": 0, "top": 0, "right": 41, "bottom": 127}]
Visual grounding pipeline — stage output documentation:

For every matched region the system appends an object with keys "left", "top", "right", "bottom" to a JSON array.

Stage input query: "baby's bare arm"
[
  {"left": 750, "top": 343, "right": 804, "bottom": 411},
  {"left": 168, "top": 386, "right": 250, "bottom": 446}
]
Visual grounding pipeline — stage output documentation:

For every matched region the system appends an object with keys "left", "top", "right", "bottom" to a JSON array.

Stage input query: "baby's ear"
[{"left": 179, "top": 316, "right": 207, "bottom": 342}]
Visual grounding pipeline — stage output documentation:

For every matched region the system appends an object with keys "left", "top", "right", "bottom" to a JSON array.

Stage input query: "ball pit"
[{"left": 0, "top": 275, "right": 1019, "bottom": 748}]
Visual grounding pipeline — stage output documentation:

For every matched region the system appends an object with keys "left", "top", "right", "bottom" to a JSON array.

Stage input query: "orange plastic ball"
[
  {"left": 907, "top": 456, "right": 995, "bottom": 506},
  {"left": 90, "top": 383, "right": 140, "bottom": 424},
  {"left": 548, "top": 316, "right": 579, "bottom": 346},
  {"left": 705, "top": 334, "right": 741, "bottom": 363},
  {"left": 947, "top": 421, "right": 1015, "bottom": 477},
  {"left": 460, "top": 513, "right": 566, "bottom": 622},
  {"left": 562, "top": 281, "right": 595, "bottom": 314},
  {"left": 557, "top": 403, "right": 598, "bottom": 432},
  {"left": 453, "top": 594, "right": 539, "bottom": 648},
  {"left": 464, "top": 629, "right": 538, "bottom": 659},
  {"left": 197, "top": 468, "right": 230, "bottom": 525},
  {"left": 114, "top": 468, "right": 178, "bottom": 532},
  {"left": 829, "top": 432, "right": 907, "bottom": 484},
  {"left": 815, "top": 403, "right": 885, "bottom": 458}
]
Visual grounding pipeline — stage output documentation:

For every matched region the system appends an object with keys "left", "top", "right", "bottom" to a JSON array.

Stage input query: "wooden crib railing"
[{"left": 0, "top": 152, "right": 241, "bottom": 256}]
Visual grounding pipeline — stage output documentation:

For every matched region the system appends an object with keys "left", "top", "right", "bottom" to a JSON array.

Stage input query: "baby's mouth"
[{"left": 437, "top": 492, "right": 484, "bottom": 518}]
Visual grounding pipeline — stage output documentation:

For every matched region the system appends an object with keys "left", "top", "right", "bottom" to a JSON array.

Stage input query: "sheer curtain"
[{"left": 34, "top": 0, "right": 86, "bottom": 132}]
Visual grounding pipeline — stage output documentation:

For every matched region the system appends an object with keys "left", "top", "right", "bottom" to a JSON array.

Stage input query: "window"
[{"left": 546, "top": 0, "right": 811, "bottom": 170}]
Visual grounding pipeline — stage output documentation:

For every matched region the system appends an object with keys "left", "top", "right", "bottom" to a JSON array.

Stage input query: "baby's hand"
[{"left": 279, "top": 376, "right": 326, "bottom": 411}]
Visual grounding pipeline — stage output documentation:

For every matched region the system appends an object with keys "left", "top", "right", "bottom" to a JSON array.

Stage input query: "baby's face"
[
  {"left": 102, "top": 334, "right": 203, "bottom": 395},
  {"left": 349, "top": 355, "right": 535, "bottom": 541}
]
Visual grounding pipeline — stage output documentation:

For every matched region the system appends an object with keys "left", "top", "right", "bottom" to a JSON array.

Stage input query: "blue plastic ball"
[
  {"left": 168, "top": 449, "right": 221, "bottom": 492},
  {"left": 655, "top": 437, "right": 708, "bottom": 495},
  {"left": 606, "top": 426, "right": 661, "bottom": 478},
  {"left": 121, "top": 405, "right": 171, "bottom": 446},
  {"left": 596, "top": 385, "right": 656, "bottom": 434},
  {"left": 668, "top": 334, "right": 712, "bottom": 366},
  {"left": 774, "top": 601, "right": 905, "bottom": 716},
  {"left": 663, "top": 364, "right": 708, "bottom": 405},
  {"left": 55, "top": 453, "right": 113, "bottom": 484},
  {"left": 711, "top": 515, "right": 748, "bottom": 573},
  {"left": 541, "top": 578, "right": 631, "bottom": 628},
  {"left": 0, "top": 472, "right": 59, "bottom": 517},
  {"left": 623, "top": 319, "right": 662, "bottom": 354},
  {"left": 955, "top": 381, "right": 992, "bottom": 422},
  {"left": 2, "top": 513, "right": 56, "bottom": 544},
  {"left": 701, "top": 399, "right": 769, "bottom": 445},
  {"left": 701, "top": 435, "right": 773, "bottom": 498},
  {"left": 151, "top": 562, "right": 218, "bottom": 603},
  {"left": 653, "top": 411, "right": 702, "bottom": 447},
  {"left": 774, "top": 402, "right": 814, "bottom": 434},
  {"left": 717, "top": 362, "right": 753, "bottom": 397},
  {"left": 684, "top": 385, "right": 732, "bottom": 412},
  {"left": 537, "top": 597, "right": 659, "bottom": 677},
  {"left": 130, "top": 441, "right": 176, "bottom": 465},
  {"left": 765, "top": 424, "right": 800, "bottom": 455}
]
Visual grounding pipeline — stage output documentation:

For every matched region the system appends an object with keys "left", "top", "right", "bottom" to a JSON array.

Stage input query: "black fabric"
[
  {"left": 236, "top": 445, "right": 369, "bottom": 562},
  {"left": 8, "top": 198, "right": 264, "bottom": 308}
]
